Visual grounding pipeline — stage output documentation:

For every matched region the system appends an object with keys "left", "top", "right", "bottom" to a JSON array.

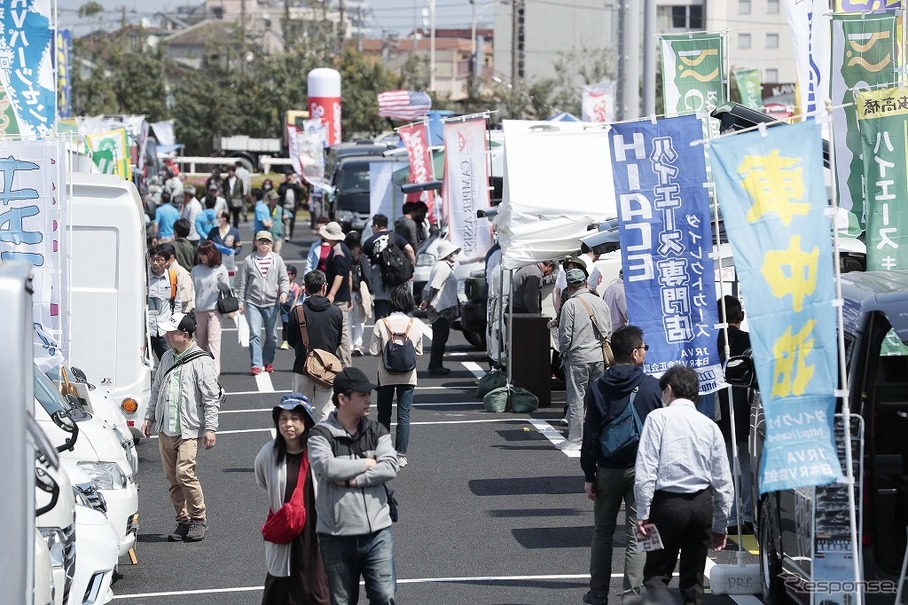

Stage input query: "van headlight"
[
  {"left": 38, "top": 528, "right": 65, "bottom": 568},
  {"left": 77, "top": 461, "right": 127, "bottom": 490},
  {"left": 416, "top": 253, "right": 436, "bottom": 267}
]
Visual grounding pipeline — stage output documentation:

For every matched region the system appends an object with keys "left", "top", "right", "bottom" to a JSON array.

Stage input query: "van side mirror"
[{"left": 724, "top": 355, "right": 756, "bottom": 389}]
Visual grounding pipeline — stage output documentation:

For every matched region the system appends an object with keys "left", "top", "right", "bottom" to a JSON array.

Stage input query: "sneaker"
[
  {"left": 167, "top": 521, "right": 191, "bottom": 542},
  {"left": 559, "top": 417, "right": 569, "bottom": 426},
  {"left": 555, "top": 439, "right": 581, "bottom": 452},
  {"left": 583, "top": 592, "right": 607, "bottom": 605},
  {"left": 184, "top": 519, "right": 207, "bottom": 542},
  {"left": 251, "top": 366, "right": 261, "bottom": 376},
  {"left": 351, "top": 348, "right": 363, "bottom": 357},
  {"left": 264, "top": 364, "right": 274, "bottom": 373},
  {"left": 398, "top": 454, "right": 408, "bottom": 468},
  {"left": 427, "top": 366, "right": 451, "bottom": 376},
  {"left": 280, "top": 341, "right": 290, "bottom": 350}
]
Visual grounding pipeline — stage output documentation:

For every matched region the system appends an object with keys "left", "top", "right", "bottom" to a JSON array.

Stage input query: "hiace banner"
[
  {"left": 856, "top": 87, "right": 908, "bottom": 355},
  {"left": 85, "top": 129, "right": 132, "bottom": 181},
  {"left": 609, "top": 114, "right": 722, "bottom": 396},
  {"left": 660, "top": 33, "right": 725, "bottom": 118},
  {"left": 783, "top": 0, "right": 831, "bottom": 121},
  {"left": 830, "top": 13, "right": 898, "bottom": 234},
  {"left": 398, "top": 122, "right": 437, "bottom": 213},
  {"left": 581, "top": 81, "right": 616, "bottom": 123},
  {"left": 0, "top": 140, "right": 65, "bottom": 370},
  {"left": 0, "top": 0, "right": 55, "bottom": 137},
  {"left": 55, "top": 28, "right": 73, "bottom": 119},
  {"left": 733, "top": 68, "right": 763, "bottom": 110},
  {"left": 710, "top": 120, "right": 840, "bottom": 493},
  {"left": 442, "top": 117, "right": 492, "bottom": 261}
]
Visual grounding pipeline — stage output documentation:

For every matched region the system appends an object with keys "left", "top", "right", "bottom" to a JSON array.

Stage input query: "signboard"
[
  {"left": 610, "top": 114, "right": 722, "bottom": 395},
  {"left": 441, "top": 117, "right": 492, "bottom": 261},
  {"left": 660, "top": 33, "right": 726, "bottom": 118},
  {"left": 710, "top": 120, "right": 841, "bottom": 493},
  {"left": 0, "top": 140, "right": 65, "bottom": 369}
]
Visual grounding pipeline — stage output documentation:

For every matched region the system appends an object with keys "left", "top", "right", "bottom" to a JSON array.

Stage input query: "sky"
[{"left": 55, "top": 0, "right": 483, "bottom": 37}]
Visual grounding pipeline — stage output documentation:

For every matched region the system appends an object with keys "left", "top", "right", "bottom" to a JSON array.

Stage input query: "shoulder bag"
[
  {"left": 216, "top": 281, "right": 239, "bottom": 314},
  {"left": 575, "top": 294, "right": 615, "bottom": 367},
  {"left": 295, "top": 306, "right": 343, "bottom": 388},
  {"left": 261, "top": 452, "right": 309, "bottom": 544}
]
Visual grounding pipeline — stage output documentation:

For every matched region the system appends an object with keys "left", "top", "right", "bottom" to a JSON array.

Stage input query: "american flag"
[{"left": 377, "top": 90, "right": 432, "bottom": 121}]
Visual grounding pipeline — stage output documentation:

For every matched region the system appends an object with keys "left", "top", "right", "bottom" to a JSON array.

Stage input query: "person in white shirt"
[{"left": 634, "top": 365, "right": 733, "bottom": 605}]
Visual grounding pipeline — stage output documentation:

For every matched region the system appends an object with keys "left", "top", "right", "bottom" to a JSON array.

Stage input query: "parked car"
[
  {"left": 329, "top": 155, "right": 402, "bottom": 233},
  {"left": 726, "top": 269, "right": 908, "bottom": 604}
]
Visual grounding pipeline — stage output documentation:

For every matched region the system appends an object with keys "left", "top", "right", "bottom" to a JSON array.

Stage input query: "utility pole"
[
  {"left": 338, "top": 0, "right": 346, "bottom": 52},
  {"left": 617, "top": 0, "right": 641, "bottom": 120},
  {"left": 283, "top": 0, "right": 290, "bottom": 48},
  {"left": 240, "top": 0, "right": 247, "bottom": 71},
  {"left": 642, "top": 0, "right": 656, "bottom": 115}
]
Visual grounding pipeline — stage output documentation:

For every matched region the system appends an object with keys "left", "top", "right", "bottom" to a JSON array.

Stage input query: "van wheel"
[{"left": 759, "top": 499, "right": 787, "bottom": 604}]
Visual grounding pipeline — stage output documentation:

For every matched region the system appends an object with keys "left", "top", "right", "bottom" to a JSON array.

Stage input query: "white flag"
[{"left": 581, "top": 82, "right": 615, "bottom": 123}]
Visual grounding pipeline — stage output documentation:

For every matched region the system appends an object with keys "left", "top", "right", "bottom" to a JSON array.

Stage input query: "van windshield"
[
  {"left": 339, "top": 166, "right": 370, "bottom": 192},
  {"left": 34, "top": 365, "right": 70, "bottom": 416}
]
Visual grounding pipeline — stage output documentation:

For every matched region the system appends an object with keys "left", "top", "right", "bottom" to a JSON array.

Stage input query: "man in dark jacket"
[
  {"left": 287, "top": 270, "right": 344, "bottom": 421},
  {"left": 716, "top": 295, "right": 753, "bottom": 533},
  {"left": 579, "top": 325, "right": 662, "bottom": 605},
  {"left": 319, "top": 221, "right": 353, "bottom": 366}
]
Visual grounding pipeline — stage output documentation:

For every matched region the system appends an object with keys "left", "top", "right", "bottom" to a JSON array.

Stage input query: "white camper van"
[{"left": 64, "top": 173, "right": 152, "bottom": 441}]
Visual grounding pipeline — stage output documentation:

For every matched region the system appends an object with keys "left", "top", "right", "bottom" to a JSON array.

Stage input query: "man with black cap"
[
  {"left": 142, "top": 312, "right": 222, "bottom": 543},
  {"left": 308, "top": 367, "right": 400, "bottom": 605},
  {"left": 557, "top": 268, "right": 612, "bottom": 452}
]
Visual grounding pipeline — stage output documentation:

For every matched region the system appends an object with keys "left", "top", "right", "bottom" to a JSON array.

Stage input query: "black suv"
[{"left": 728, "top": 269, "right": 908, "bottom": 604}]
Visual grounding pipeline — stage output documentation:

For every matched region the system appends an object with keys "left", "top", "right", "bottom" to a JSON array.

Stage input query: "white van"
[
  {"left": 63, "top": 172, "right": 151, "bottom": 441},
  {"left": 35, "top": 452, "right": 76, "bottom": 605},
  {"left": 33, "top": 364, "right": 139, "bottom": 558}
]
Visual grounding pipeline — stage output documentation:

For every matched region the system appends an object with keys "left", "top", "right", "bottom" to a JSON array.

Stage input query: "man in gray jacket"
[
  {"left": 142, "top": 312, "right": 221, "bottom": 542},
  {"left": 308, "top": 367, "right": 400, "bottom": 605},
  {"left": 558, "top": 268, "right": 612, "bottom": 451}
]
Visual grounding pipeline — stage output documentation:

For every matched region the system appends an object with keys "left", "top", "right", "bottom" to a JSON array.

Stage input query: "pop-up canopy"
[{"left": 496, "top": 120, "right": 618, "bottom": 270}]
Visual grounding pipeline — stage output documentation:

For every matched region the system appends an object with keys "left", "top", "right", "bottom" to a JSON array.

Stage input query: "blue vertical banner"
[
  {"left": 610, "top": 114, "right": 723, "bottom": 396},
  {"left": 55, "top": 27, "right": 72, "bottom": 119},
  {"left": 710, "top": 121, "right": 841, "bottom": 493},
  {"left": 0, "top": 0, "right": 56, "bottom": 137}
]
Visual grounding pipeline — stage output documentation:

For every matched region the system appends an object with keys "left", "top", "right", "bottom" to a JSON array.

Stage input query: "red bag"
[{"left": 261, "top": 453, "right": 309, "bottom": 544}]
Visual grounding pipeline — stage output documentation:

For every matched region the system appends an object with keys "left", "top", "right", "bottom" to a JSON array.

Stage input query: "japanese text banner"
[
  {"left": 0, "top": 140, "right": 65, "bottom": 370},
  {"left": 398, "top": 122, "right": 437, "bottom": 214},
  {"left": 0, "top": 0, "right": 55, "bottom": 137},
  {"left": 710, "top": 121, "right": 840, "bottom": 493},
  {"left": 610, "top": 115, "right": 722, "bottom": 395},
  {"left": 55, "top": 28, "right": 73, "bottom": 119},
  {"left": 442, "top": 117, "right": 492, "bottom": 261},
  {"left": 830, "top": 13, "right": 898, "bottom": 233}
]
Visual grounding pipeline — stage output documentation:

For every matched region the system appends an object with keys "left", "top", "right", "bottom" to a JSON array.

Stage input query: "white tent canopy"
[{"left": 496, "top": 120, "right": 618, "bottom": 270}]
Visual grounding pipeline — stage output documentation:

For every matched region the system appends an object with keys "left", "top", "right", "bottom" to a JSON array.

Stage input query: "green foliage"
[{"left": 77, "top": 1, "right": 103, "bottom": 19}]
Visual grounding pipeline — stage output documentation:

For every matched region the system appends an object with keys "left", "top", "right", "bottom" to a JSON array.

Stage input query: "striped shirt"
[{"left": 256, "top": 254, "right": 272, "bottom": 278}]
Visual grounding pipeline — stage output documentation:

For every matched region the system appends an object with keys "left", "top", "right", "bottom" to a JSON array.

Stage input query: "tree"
[{"left": 77, "top": 1, "right": 103, "bottom": 19}]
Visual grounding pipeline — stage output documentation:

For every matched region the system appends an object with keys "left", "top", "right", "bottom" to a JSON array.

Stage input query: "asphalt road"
[{"left": 110, "top": 228, "right": 763, "bottom": 604}]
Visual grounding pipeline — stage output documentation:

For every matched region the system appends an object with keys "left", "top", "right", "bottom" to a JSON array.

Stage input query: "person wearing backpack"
[
  {"left": 369, "top": 286, "right": 423, "bottom": 468},
  {"left": 362, "top": 214, "right": 415, "bottom": 320},
  {"left": 578, "top": 325, "right": 662, "bottom": 605}
]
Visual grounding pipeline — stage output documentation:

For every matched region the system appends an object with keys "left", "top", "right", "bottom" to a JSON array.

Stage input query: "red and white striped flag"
[{"left": 377, "top": 90, "right": 432, "bottom": 121}]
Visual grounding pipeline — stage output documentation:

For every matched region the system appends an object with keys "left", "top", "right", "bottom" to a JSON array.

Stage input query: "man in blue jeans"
[
  {"left": 579, "top": 326, "right": 663, "bottom": 605},
  {"left": 308, "top": 367, "right": 400, "bottom": 605}
]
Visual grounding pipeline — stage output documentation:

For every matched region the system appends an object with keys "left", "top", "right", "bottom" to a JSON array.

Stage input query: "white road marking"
[
  {"left": 236, "top": 312, "right": 249, "bottom": 347},
  {"left": 219, "top": 401, "right": 485, "bottom": 414},
  {"left": 729, "top": 596, "right": 763, "bottom": 605},
  {"left": 222, "top": 385, "right": 458, "bottom": 396},
  {"left": 255, "top": 372, "right": 274, "bottom": 392},
  {"left": 225, "top": 389, "right": 292, "bottom": 396},
  {"left": 114, "top": 572, "right": 681, "bottom": 599},
  {"left": 528, "top": 419, "right": 577, "bottom": 458},
  {"left": 417, "top": 317, "right": 433, "bottom": 340},
  {"left": 461, "top": 361, "right": 487, "bottom": 379}
]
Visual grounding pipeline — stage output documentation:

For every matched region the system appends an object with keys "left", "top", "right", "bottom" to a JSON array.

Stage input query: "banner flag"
[
  {"left": 369, "top": 160, "right": 409, "bottom": 220},
  {"left": 660, "top": 33, "right": 725, "bottom": 118},
  {"left": 151, "top": 120, "right": 176, "bottom": 147},
  {"left": 398, "top": 122, "right": 437, "bottom": 214},
  {"left": 55, "top": 28, "right": 73, "bottom": 119},
  {"left": 711, "top": 120, "right": 840, "bottom": 493},
  {"left": 783, "top": 0, "right": 831, "bottom": 121},
  {"left": 290, "top": 119, "right": 328, "bottom": 191},
  {"left": 733, "top": 69, "right": 763, "bottom": 110},
  {"left": 441, "top": 117, "right": 492, "bottom": 261},
  {"left": 857, "top": 87, "right": 908, "bottom": 355},
  {"left": 830, "top": 13, "right": 899, "bottom": 233},
  {"left": 835, "top": 0, "right": 901, "bottom": 11},
  {"left": 85, "top": 129, "right": 132, "bottom": 181},
  {"left": 581, "top": 81, "right": 616, "bottom": 123},
  {"left": 0, "top": 140, "right": 65, "bottom": 369},
  {"left": 0, "top": 0, "right": 55, "bottom": 137},
  {"left": 610, "top": 115, "right": 722, "bottom": 396}
]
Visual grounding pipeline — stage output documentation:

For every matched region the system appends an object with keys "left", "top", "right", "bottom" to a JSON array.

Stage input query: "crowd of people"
[{"left": 140, "top": 168, "right": 752, "bottom": 604}]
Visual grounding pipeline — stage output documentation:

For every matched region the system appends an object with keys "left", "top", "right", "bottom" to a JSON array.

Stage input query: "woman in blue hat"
[{"left": 254, "top": 394, "right": 328, "bottom": 604}]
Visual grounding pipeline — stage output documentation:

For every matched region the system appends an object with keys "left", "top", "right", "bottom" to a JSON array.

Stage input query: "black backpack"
[
  {"left": 381, "top": 319, "right": 417, "bottom": 373},
  {"left": 379, "top": 243, "right": 414, "bottom": 287}
]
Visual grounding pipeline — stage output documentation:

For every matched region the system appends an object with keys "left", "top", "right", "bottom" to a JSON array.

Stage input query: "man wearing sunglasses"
[{"left": 578, "top": 325, "right": 663, "bottom": 605}]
